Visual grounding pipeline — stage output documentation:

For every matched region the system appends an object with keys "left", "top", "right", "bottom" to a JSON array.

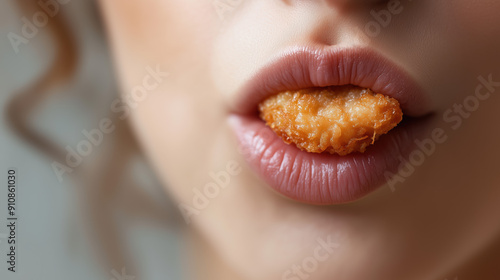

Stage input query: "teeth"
[{"left": 258, "top": 85, "right": 403, "bottom": 156}]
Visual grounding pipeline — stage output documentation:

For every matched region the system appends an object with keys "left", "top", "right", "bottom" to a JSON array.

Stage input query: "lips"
[{"left": 228, "top": 46, "right": 433, "bottom": 205}]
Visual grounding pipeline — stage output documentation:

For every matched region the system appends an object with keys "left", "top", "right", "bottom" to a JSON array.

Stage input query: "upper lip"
[{"left": 231, "top": 46, "right": 432, "bottom": 117}]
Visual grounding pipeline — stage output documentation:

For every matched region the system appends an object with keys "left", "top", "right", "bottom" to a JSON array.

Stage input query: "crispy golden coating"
[{"left": 259, "top": 86, "right": 403, "bottom": 156}]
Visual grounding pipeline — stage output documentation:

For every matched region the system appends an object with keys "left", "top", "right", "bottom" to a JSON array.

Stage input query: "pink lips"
[{"left": 229, "top": 46, "right": 433, "bottom": 205}]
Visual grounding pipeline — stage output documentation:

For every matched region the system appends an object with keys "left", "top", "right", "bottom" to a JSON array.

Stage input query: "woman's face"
[{"left": 99, "top": 1, "right": 500, "bottom": 279}]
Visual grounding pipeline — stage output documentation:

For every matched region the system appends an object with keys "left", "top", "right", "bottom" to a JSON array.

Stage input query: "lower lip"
[{"left": 229, "top": 114, "right": 432, "bottom": 205}]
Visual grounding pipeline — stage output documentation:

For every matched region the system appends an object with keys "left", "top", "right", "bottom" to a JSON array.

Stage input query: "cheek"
[
  {"left": 127, "top": 73, "right": 228, "bottom": 204},
  {"left": 446, "top": 0, "right": 500, "bottom": 59},
  {"left": 450, "top": 0, "right": 500, "bottom": 33},
  {"left": 389, "top": 1, "right": 500, "bottom": 110},
  {"left": 101, "top": 0, "right": 229, "bottom": 197},
  {"left": 102, "top": 0, "right": 219, "bottom": 65}
]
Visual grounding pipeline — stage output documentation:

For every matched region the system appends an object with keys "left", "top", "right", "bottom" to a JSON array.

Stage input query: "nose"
[{"left": 290, "top": 0, "right": 390, "bottom": 46}]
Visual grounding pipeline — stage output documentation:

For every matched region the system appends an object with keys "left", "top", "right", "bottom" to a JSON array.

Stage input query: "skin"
[{"left": 98, "top": 0, "right": 500, "bottom": 279}]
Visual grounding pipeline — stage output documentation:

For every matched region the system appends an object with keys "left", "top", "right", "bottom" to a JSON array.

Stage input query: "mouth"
[{"left": 228, "top": 46, "right": 433, "bottom": 205}]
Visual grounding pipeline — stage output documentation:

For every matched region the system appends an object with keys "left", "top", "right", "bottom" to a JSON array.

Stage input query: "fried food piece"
[{"left": 259, "top": 85, "right": 403, "bottom": 156}]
